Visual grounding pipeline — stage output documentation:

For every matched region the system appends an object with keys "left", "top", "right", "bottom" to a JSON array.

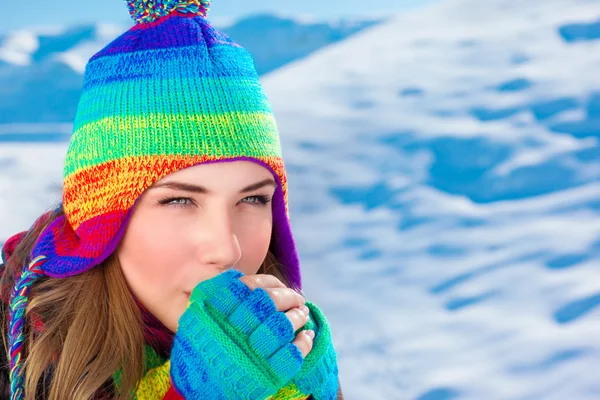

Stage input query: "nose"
[{"left": 196, "top": 209, "right": 242, "bottom": 270}]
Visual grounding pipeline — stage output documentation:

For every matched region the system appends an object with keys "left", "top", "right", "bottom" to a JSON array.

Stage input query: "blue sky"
[{"left": 1, "top": 0, "right": 437, "bottom": 33}]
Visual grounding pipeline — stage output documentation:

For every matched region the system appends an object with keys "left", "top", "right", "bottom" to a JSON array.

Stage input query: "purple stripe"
[{"left": 92, "top": 15, "right": 239, "bottom": 61}]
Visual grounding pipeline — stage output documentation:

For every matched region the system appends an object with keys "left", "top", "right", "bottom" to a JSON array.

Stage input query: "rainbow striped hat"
[{"left": 7, "top": 1, "right": 300, "bottom": 398}]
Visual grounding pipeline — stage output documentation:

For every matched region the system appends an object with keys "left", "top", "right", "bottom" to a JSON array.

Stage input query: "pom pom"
[{"left": 126, "top": 0, "right": 211, "bottom": 24}]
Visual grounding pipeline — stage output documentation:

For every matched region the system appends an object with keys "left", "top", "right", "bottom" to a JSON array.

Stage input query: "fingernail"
[
  {"left": 305, "top": 330, "right": 315, "bottom": 340},
  {"left": 299, "top": 305, "right": 309, "bottom": 316}
]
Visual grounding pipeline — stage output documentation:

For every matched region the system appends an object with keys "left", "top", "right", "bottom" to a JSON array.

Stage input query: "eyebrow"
[{"left": 150, "top": 178, "right": 277, "bottom": 194}]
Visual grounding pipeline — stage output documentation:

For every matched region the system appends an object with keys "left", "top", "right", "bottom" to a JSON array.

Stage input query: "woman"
[{"left": 0, "top": 0, "right": 340, "bottom": 399}]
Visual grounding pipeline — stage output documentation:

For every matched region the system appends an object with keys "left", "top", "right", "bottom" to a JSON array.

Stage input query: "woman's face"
[{"left": 117, "top": 161, "right": 276, "bottom": 332}]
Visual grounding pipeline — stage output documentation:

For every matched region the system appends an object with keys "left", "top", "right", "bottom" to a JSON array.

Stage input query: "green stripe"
[
  {"left": 65, "top": 112, "right": 281, "bottom": 176},
  {"left": 74, "top": 77, "right": 273, "bottom": 131}
]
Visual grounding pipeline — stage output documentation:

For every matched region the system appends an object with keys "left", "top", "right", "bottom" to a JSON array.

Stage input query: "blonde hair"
[{"left": 0, "top": 205, "right": 288, "bottom": 399}]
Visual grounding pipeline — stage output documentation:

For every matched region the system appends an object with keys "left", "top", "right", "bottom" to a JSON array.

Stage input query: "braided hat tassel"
[{"left": 8, "top": 256, "right": 46, "bottom": 400}]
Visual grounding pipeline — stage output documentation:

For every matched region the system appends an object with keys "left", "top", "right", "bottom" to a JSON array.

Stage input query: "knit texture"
[
  {"left": 125, "top": 270, "right": 337, "bottom": 399},
  {"left": 137, "top": 361, "right": 172, "bottom": 400},
  {"left": 290, "top": 305, "right": 339, "bottom": 399},
  {"left": 130, "top": 346, "right": 312, "bottom": 399},
  {"left": 87, "top": 269, "right": 336, "bottom": 400},
  {"left": 112, "top": 270, "right": 333, "bottom": 400},
  {"left": 7, "top": 256, "right": 45, "bottom": 400},
  {"left": 126, "top": 0, "right": 211, "bottom": 24},
  {"left": 171, "top": 270, "right": 303, "bottom": 399},
  {"left": 112, "top": 345, "right": 172, "bottom": 399}
]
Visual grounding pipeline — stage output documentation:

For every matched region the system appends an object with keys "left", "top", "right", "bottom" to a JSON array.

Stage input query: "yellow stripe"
[
  {"left": 66, "top": 111, "right": 281, "bottom": 177},
  {"left": 135, "top": 361, "right": 171, "bottom": 400},
  {"left": 268, "top": 382, "right": 311, "bottom": 399}
]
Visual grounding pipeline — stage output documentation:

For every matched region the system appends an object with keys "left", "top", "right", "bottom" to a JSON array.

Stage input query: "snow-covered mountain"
[
  {"left": 260, "top": 0, "right": 600, "bottom": 398},
  {"left": 225, "top": 14, "right": 379, "bottom": 75},
  {"left": 0, "top": 15, "right": 379, "bottom": 127},
  {"left": 1, "top": 0, "right": 599, "bottom": 399},
  {"left": 0, "top": 24, "right": 125, "bottom": 127}
]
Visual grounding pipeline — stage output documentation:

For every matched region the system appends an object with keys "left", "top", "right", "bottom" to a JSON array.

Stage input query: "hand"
[
  {"left": 240, "top": 274, "right": 314, "bottom": 358},
  {"left": 289, "top": 302, "right": 339, "bottom": 400},
  {"left": 170, "top": 270, "right": 311, "bottom": 399}
]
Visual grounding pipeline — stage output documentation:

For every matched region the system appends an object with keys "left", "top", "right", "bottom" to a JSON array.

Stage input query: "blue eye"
[
  {"left": 158, "top": 197, "right": 194, "bottom": 207},
  {"left": 241, "top": 195, "right": 271, "bottom": 206}
]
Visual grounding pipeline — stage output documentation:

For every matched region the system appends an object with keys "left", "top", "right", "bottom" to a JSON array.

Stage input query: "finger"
[
  {"left": 293, "top": 329, "right": 315, "bottom": 358},
  {"left": 285, "top": 305, "right": 310, "bottom": 332},
  {"left": 240, "top": 274, "right": 286, "bottom": 290},
  {"left": 264, "top": 287, "right": 305, "bottom": 312}
]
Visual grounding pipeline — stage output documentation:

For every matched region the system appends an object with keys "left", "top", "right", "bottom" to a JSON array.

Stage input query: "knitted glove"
[
  {"left": 170, "top": 269, "right": 304, "bottom": 399},
  {"left": 287, "top": 302, "right": 339, "bottom": 400}
]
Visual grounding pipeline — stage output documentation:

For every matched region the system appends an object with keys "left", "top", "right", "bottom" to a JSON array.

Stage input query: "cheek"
[
  {"left": 117, "top": 209, "right": 192, "bottom": 331},
  {"left": 119, "top": 214, "right": 189, "bottom": 286}
]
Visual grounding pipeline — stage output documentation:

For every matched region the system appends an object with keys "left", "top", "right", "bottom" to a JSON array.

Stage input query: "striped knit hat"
[{"left": 7, "top": 1, "right": 300, "bottom": 398}]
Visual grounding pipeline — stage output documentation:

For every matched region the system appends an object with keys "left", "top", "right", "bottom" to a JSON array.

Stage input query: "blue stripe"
[{"left": 83, "top": 45, "right": 258, "bottom": 90}]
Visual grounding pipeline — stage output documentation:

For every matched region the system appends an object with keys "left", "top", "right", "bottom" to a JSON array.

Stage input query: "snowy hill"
[
  {"left": 260, "top": 0, "right": 600, "bottom": 398},
  {"left": 1, "top": 0, "right": 600, "bottom": 399},
  {"left": 0, "top": 15, "right": 378, "bottom": 128}
]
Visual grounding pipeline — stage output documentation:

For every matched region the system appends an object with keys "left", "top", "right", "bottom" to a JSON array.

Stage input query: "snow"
[
  {"left": 0, "top": 30, "right": 39, "bottom": 65},
  {"left": 1, "top": 0, "right": 600, "bottom": 398},
  {"left": 259, "top": 0, "right": 600, "bottom": 398}
]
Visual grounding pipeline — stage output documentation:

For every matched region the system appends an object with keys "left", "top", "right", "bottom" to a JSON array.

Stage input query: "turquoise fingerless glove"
[
  {"left": 291, "top": 302, "right": 339, "bottom": 400},
  {"left": 170, "top": 270, "right": 304, "bottom": 399}
]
